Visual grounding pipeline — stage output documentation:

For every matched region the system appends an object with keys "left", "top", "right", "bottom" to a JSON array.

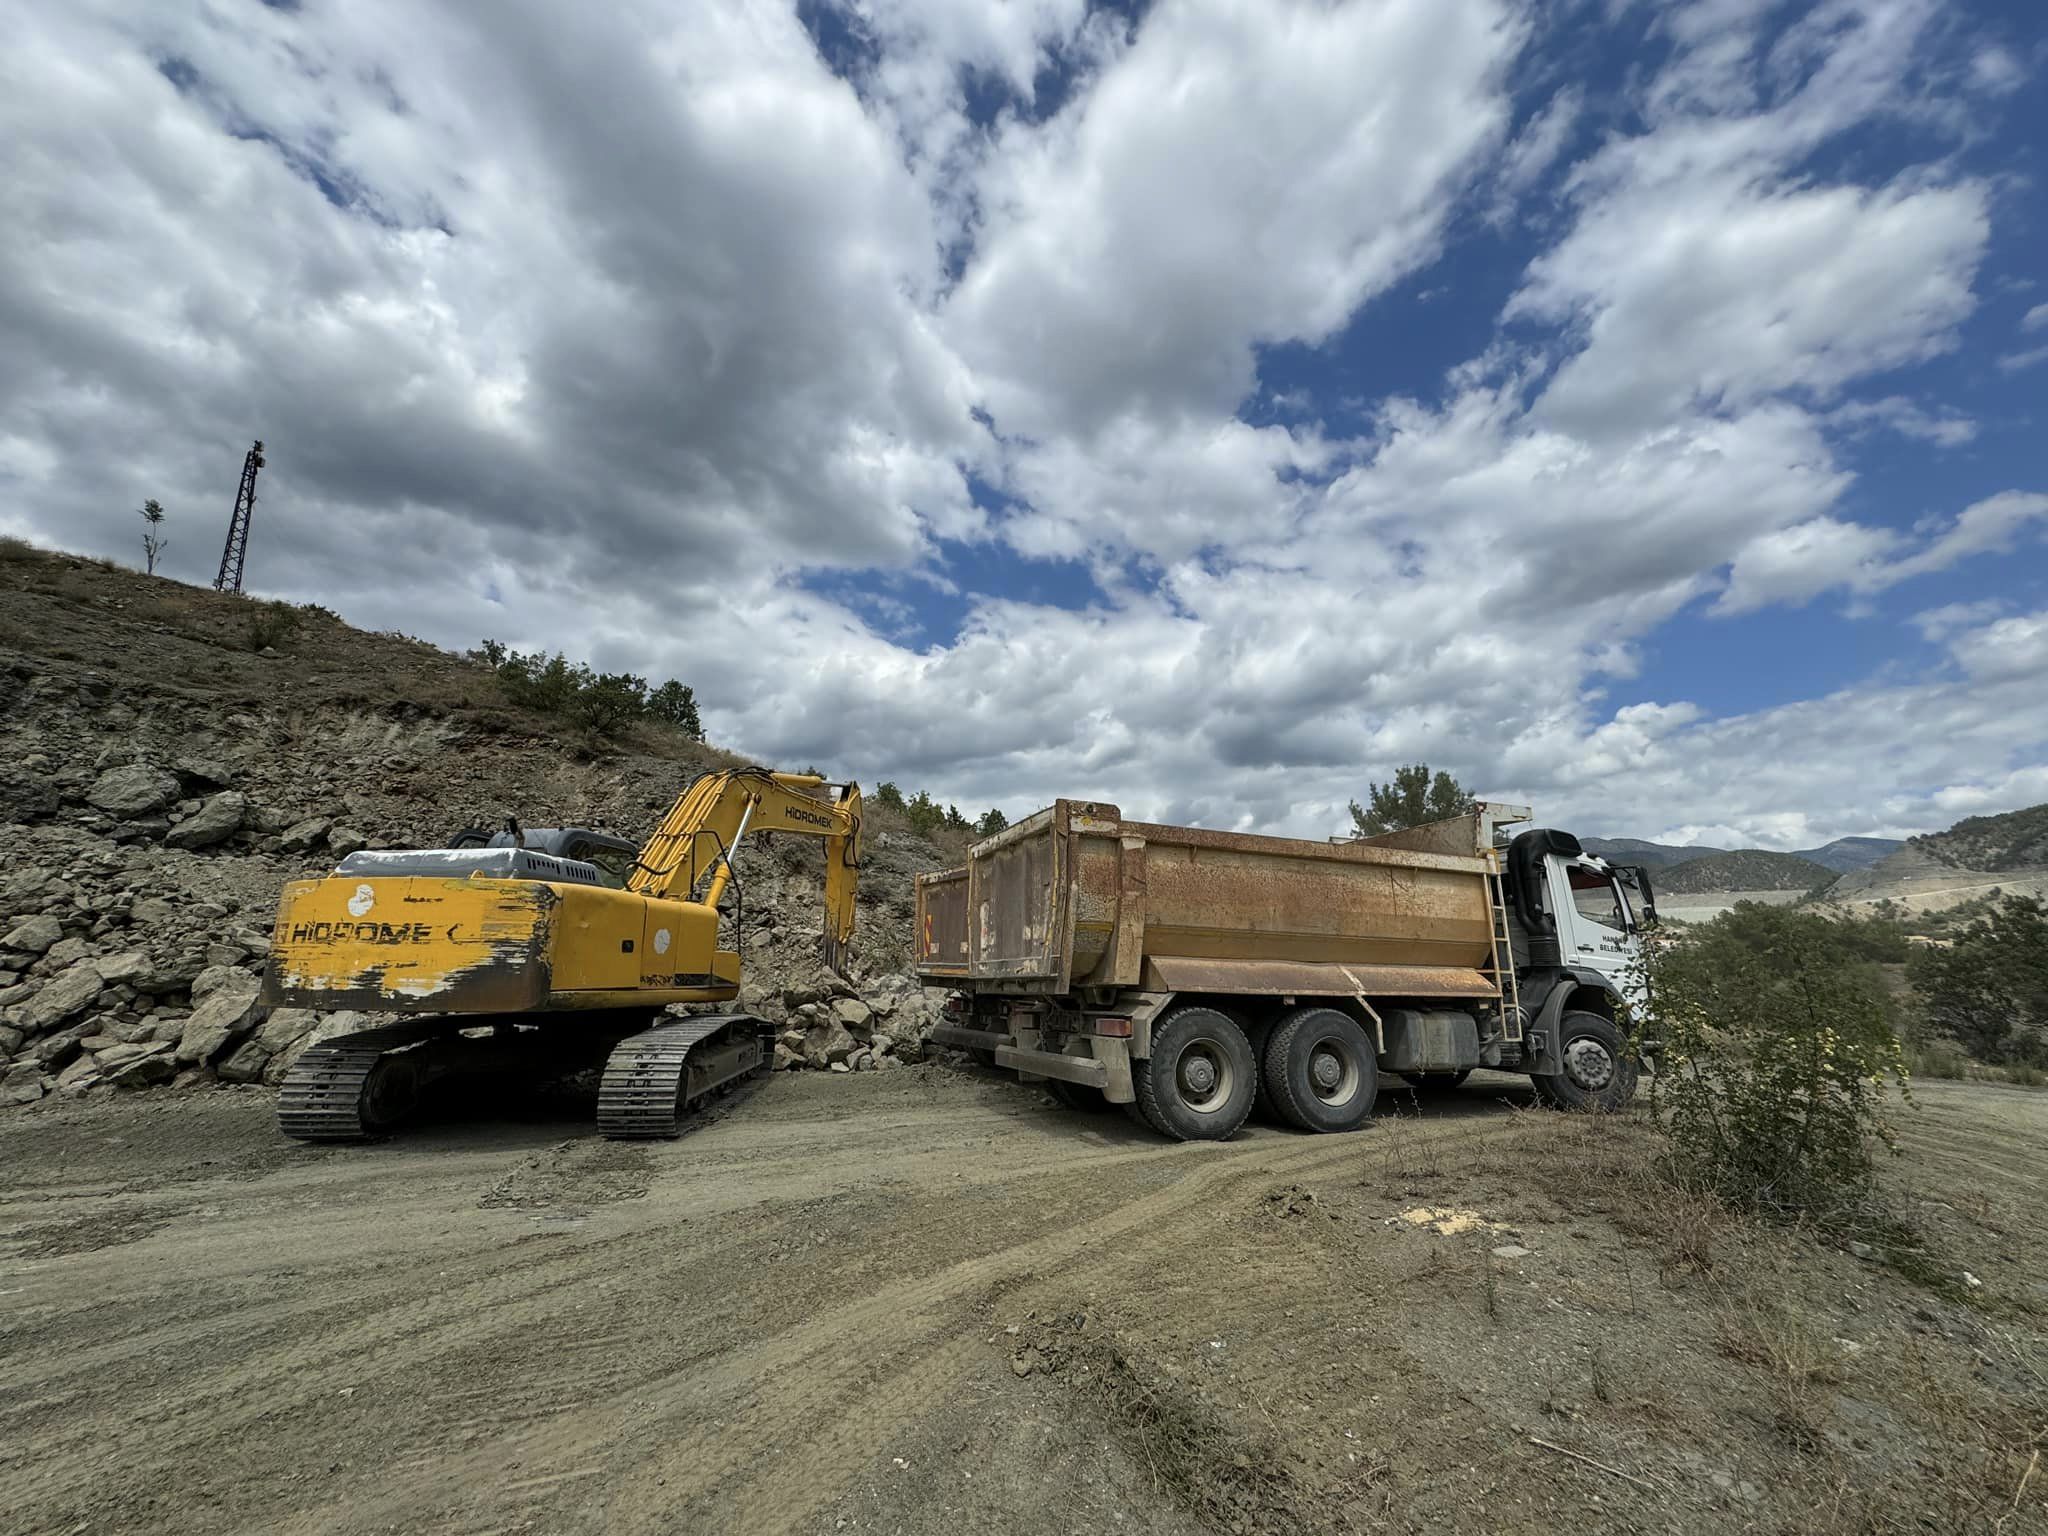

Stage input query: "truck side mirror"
[{"left": 1629, "top": 865, "right": 1659, "bottom": 930}]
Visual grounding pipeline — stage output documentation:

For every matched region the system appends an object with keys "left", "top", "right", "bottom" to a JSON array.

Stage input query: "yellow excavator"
[{"left": 261, "top": 768, "right": 861, "bottom": 1141}]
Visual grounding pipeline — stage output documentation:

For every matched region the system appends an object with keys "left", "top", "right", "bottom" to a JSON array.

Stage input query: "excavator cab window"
[{"left": 583, "top": 847, "right": 632, "bottom": 889}]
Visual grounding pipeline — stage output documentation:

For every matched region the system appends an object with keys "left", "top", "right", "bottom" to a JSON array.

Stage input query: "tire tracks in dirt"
[{"left": 286, "top": 1123, "right": 1518, "bottom": 1536}]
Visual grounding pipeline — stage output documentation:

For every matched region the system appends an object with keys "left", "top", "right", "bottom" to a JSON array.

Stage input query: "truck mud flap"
[{"left": 993, "top": 1045, "right": 1108, "bottom": 1089}]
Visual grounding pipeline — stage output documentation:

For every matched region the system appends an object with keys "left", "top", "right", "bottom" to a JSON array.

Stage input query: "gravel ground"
[{"left": 1, "top": 1070, "right": 2043, "bottom": 1536}]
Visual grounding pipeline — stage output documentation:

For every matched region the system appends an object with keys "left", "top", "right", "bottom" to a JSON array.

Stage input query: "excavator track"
[
  {"left": 597, "top": 1013, "right": 769, "bottom": 1139},
  {"left": 278, "top": 1015, "right": 644, "bottom": 1143},
  {"left": 276, "top": 1020, "right": 451, "bottom": 1142}
]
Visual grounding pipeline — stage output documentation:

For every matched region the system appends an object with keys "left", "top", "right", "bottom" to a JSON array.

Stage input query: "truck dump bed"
[{"left": 916, "top": 800, "right": 1503, "bottom": 1004}]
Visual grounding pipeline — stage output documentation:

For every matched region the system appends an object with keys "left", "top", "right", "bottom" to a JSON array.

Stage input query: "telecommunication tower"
[{"left": 213, "top": 439, "right": 267, "bottom": 593}]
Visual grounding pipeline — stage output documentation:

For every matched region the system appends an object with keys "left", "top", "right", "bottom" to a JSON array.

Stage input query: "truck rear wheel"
[
  {"left": 1262, "top": 1007, "right": 1377, "bottom": 1133},
  {"left": 1531, "top": 1012, "right": 1636, "bottom": 1112},
  {"left": 1132, "top": 1006, "right": 1256, "bottom": 1141}
]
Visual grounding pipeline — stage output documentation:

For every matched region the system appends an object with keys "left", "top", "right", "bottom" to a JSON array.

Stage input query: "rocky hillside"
[
  {"left": 0, "top": 540, "right": 965, "bottom": 1108},
  {"left": 1651, "top": 849, "right": 1838, "bottom": 894},
  {"left": 1909, "top": 802, "right": 2048, "bottom": 872}
]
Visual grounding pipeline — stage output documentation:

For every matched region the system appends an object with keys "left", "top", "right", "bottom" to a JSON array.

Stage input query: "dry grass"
[
  {"left": 1001, "top": 1308, "right": 1388, "bottom": 1535},
  {"left": 1714, "top": 1292, "right": 1842, "bottom": 1452}
]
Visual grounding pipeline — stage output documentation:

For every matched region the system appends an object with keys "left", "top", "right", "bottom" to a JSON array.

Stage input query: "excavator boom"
[{"left": 629, "top": 769, "right": 862, "bottom": 968}]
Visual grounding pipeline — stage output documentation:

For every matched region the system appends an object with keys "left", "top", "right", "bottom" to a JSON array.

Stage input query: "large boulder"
[
  {"left": 2, "top": 1060, "right": 44, "bottom": 1105},
  {"left": 93, "top": 950, "right": 153, "bottom": 986},
  {"left": 215, "top": 1038, "right": 271, "bottom": 1083},
  {"left": 93, "top": 1041, "right": 164, "bottom": 1071},
  {"left": 802, "top": 1020, "right": 860, "bottom": 1069},
  {"left": 23, "top": 960, "right": 104, "bottom": 1032},
  {"left": 165, "top": 792, "right": 249, "bottom": 851},
  {"left": 2, "top": 914, "right": 63, "bottom": 955},
  {"left": 832, "top": 996, "right": 873, "bottom": 1030},
  {"left": 54, "top": 1054, "right": 100, "bottom": 1095},
  {"left": 254, "top": 1008, "right": 320, "bottom": 1055},
  {"left": 87, "top": 764, "right": 182, "bottom": 818},
  {"left": 176, "top": 979, "right": 262, "bottom": 1065},
  {"left": 42, "top": 936, "right": 93, "bottom": 970},
  {"left": 278, "top": 817, "right": 331, "bottom": 853},
  {"left": 327, "top": 827, "right": 369, "bottom": 859},
  {"left": 190, "top": 963, "right": 252, "bottom": 1003},
  {"left": 28, "top": 1025, "right": 88, "bottom": 1071},
  {"left": 172, "top": 754, "right": 234, "bottom": 791},
  {"left": 104, "top": 1043, "right": 178, "bottom": 1088}
]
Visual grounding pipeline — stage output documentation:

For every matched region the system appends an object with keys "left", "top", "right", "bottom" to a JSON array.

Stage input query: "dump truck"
[
  {"left": 915, "top": 801, "right": 1656, "bottom": 1140},
  {"left": 261, "top": 768, "right": 861, "bottom": 1141}
]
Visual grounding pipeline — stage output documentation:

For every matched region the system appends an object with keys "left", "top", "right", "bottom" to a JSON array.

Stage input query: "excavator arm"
[{"left": 629, "top": 768, "right": 863, "bottom": 973}]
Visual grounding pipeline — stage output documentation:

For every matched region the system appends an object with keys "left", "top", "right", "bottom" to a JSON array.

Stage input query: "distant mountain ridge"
[
  {"left": 1581, "top": 837, "right": 1728, "bottom": 871},
  {"left": 1653, "top": 850, "right": 1839, "bottom": 894},
  {"left": 1581, "top": 843, "right": 1900, "bottom": 876},
  {"left": 1793, "top": 836, "right": 1907, "bottom": 874},
  {"left": 1582, "top": 805, "right": 2047, "bottom": 905},
  {"left": 1580, "top": 833, "right": 1905, "bottom": 892}
]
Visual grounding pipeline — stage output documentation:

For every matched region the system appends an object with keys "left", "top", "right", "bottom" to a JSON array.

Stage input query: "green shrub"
[
  {"left": 570, "top": 670, "right": 649, "bottom": 735},
  {"left": 1640, "top": 903, "right": 1910, "bottom": 1222},
  {"left": 1905, "top": 1037, "right": 1970, "bottom": 1080},
  {"left": 468, "top": 638, "right": 700, "bottom": 743},
  {"left": 1908, "top": 895, "right": 2048, "bottom": 1068},
  {"left": 247, "top": 601, "right": 303, "bottom": 652},
  {"left": 648, "top": 679, "right": 703, "bottom": 740}
]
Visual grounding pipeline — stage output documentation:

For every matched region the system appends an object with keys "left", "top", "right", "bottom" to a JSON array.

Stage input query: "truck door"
[{"left": 1546, "top": 858, "right": 1642, "bottom": 1004}]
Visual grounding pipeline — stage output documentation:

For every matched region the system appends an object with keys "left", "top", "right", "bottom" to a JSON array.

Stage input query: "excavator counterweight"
[{"left": 262, "top": 769, "right": 861, "bottom": 1142}]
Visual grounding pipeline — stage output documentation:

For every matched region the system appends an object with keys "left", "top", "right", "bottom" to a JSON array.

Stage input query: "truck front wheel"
[
  {"left": 1531, "top": 1012, "right": 1636, "bottom": 1112},
  {"left": 1133, "top": 1006, "right": 1256, "bottom": 1141},
  {"left": 1263, "top": 1007, "right": 1378, "bottom": 1133}
]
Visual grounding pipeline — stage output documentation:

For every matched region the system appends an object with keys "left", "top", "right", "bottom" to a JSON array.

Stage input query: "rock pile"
[{"left": 742, "top": 970, "right": 941, "bottom": 1074}]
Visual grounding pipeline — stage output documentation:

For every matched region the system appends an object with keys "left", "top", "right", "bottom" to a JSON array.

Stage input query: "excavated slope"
[{"left": 0, "top": 540, "right": 955, "bottom": 1107}]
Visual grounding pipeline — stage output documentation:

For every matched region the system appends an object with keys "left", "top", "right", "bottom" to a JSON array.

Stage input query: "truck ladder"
[{"left": 1483, "top": 856, "right": 1523, "bottom": 1044}]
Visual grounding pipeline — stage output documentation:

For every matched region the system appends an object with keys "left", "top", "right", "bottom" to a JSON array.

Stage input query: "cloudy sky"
[{"left": 4, "top": 0, "right": 2045, "bottom": 848}]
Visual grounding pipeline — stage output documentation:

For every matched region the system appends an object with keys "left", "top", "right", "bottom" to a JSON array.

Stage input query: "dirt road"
[{"left": 3, "top": 1069, "right": 2043, "bottom": 1535}]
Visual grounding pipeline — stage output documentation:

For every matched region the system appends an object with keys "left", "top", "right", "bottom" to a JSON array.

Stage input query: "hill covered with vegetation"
[
  {"left": 1909, "top": 802, "right": 2048, "bottom": 872},
  {"left": 1653, "top": 849, "right": 1838, "bottom": 894}
]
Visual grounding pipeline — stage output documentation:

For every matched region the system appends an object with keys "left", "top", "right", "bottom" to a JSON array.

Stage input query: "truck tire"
[
  {"left": 1531, "top": 1012, "right": 1636, "bottom": 1112},
  {"left": 1132, "top": 1006, "right": 1257, "bottom": 1141},
  {"left": 1262, "top": 1007, "right": 1377, "bottom": 1133}
]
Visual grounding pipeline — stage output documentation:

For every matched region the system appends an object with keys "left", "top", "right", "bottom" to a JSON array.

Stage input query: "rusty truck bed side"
[{"left": 915, "top": 800, "right": 1499, "bottom": 1001}]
